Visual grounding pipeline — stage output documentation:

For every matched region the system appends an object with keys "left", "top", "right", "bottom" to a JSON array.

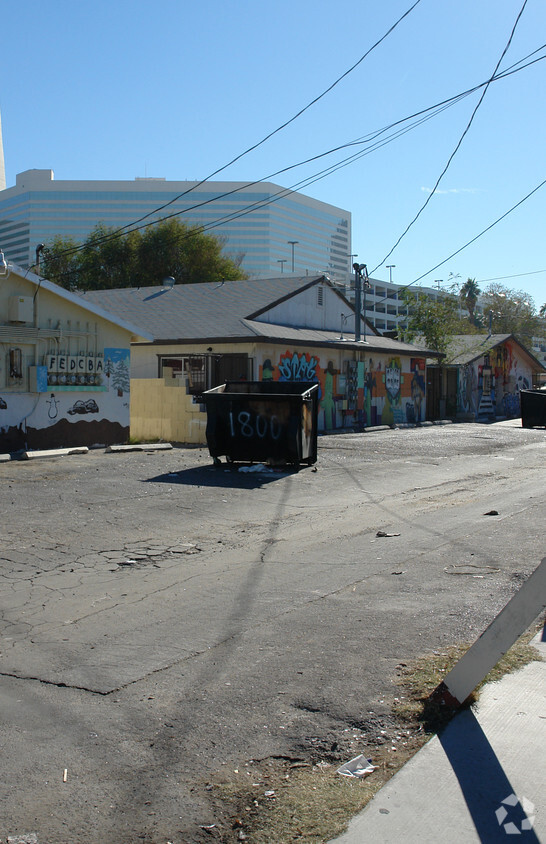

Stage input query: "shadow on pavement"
[
  {"left": 143, "top": 463, "right": 298, "bottom": 489},
  {"left": 438, "top": 708, "right": 539, "bottom": 842}
]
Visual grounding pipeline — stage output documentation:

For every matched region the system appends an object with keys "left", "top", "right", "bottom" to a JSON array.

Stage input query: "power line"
[
  {"left": 79, "top": 0, "right": 424, "bottom": 245},
  {"left": 405, "top": 178, "right": 546, "bottom": 290},
  {"left": 45, "top": 46, "right": 546, "bottom": 268},
  {"left": 476, "top": 270, "right": 546, "bottom": 283},
  {"left": 370, "top": 0, "right": 531, "bottom": 275}
]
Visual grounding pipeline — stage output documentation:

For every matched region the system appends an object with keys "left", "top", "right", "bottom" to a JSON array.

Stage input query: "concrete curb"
[
  {"left": 106, "top": 443, "right": 173, "bottom": 453},
  {"left": 21, "top": 447, "right": 89, "bottom": 460}
]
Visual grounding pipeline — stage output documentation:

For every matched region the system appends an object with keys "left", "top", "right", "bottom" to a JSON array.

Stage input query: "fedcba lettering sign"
[{"left": 44, "top": 352, "right": 106, "bottom": 387}]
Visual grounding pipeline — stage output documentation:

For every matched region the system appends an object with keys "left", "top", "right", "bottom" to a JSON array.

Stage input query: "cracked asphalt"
[{"left": 0, "top": 422, "right": 545, "bottom": 843}]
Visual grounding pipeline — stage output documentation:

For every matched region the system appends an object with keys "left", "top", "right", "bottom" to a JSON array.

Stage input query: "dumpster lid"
[{"left": 204, "top": 381, "right": 319, "bottom": 398}]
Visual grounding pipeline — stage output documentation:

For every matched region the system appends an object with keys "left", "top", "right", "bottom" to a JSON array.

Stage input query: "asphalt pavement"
[{"left": 1, "top": 420, "right": 545, "bottom": 842}]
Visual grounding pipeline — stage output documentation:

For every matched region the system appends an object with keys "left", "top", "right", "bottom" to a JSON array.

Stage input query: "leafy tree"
[
  {"left": 41, "top": 218, "right": 247, "bottom": 290},
  {"left": 539, "top": 302, "right": 546, "bottom": 319},
  {"left": 459, "top": 277, "right": 481, "bottom": 324},
  {"left": 398, "top": 288, "right": 462, "bottom": 354},
  {"left": 480, "top": 283, "right": 541, "bottom": 344},
  {"left": 41, "top": 234, "right": 82, "bottom": 289}
]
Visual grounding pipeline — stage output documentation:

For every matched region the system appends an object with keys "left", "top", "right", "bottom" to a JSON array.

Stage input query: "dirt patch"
[{"left": 201, "top": 627, "right": 543, "bottom": 843}]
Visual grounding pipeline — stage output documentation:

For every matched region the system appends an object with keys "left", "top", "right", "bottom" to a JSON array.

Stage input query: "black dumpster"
[
  {"left": 520, "top": 389, "right": 546, "bottom": 428},
  {"left": 203, "top": 381, "right": 319, "bottom": 466}
]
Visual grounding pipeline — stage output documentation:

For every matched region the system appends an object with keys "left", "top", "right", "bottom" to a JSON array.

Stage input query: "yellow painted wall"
[{"left": 130, "top": 377, "right": 207, "bottom": 444}]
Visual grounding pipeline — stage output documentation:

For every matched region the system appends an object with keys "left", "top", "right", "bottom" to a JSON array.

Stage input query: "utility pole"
[
  {"left": 354, "top": 264, "right": 361, "bottom": 343},
  {"left": 353, "top": 262, "right": 369, "bottom": 343}
]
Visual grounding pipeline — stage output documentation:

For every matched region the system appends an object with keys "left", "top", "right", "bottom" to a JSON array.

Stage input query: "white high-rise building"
[
  {"left": 0, "top": 169, "right": 351, "bottom": 280},
  {"left": 0, "top": 111, "right": 5, "bottom": 192}
]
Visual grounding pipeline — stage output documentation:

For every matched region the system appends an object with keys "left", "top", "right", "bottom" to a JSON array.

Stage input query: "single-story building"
[
  {"left": 82, "top": 276, "right": 440, "bottom": 444},
  {"left": 0, "top": 264, "right": 150, "bottom": 452},
  {"left": 426, "top": 334, "right": 545, "bottom": 422}
]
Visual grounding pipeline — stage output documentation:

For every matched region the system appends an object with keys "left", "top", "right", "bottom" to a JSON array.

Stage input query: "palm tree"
[{"left": 460, "top": 278, "right": 481, "bottom": 324}]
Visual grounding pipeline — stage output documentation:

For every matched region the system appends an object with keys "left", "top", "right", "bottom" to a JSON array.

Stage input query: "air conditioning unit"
[{"left": 8, "top": 296, "right": 34, "bottom": 324}]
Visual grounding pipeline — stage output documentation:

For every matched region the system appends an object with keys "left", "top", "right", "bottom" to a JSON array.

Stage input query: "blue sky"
[{"left": 2, "top": 0, "right": 545, "bottom": 307}]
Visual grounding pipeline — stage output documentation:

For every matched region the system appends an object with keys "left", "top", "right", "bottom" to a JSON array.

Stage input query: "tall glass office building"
[{"left": 0, "top": 169, "right": 351, "bottom": 280}]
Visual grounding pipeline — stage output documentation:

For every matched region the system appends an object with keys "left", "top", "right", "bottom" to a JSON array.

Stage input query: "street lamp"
[
  {"left": 277, "top": 259, "right": 286, "bottom": 273},
  {"left": 287, "top": 241, "right": 299, "bottom": 273},
  {"left": 386, "top": 265, "right": 395, "bottom": 284}
]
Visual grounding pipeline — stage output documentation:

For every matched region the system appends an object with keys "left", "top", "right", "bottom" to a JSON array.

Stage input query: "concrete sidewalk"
[{"left": 329, "top": 629, "right": 545, "bottom": 843}]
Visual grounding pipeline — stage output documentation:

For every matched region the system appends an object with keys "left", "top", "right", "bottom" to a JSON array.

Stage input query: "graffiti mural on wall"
[
  {"left": 277, "top": 351, "right": 319, "bottom": 383},
  {"left": 410, "top": 358, "right": 426, "bottom": 423},
  {"left": 260, "top": 350, "right": 426, "bottom": 431},
  {"left": 456, "top": 341, "right": 534, "bottom": 420},
  {"left": 47, "top": 394, "right": 59, "bottom": 419},
  {"left": 104, "top": 348, "right": 131, "bottom": 397},
  {"left": 67, "top": 399, "right": 100, "bottom": 415},
  {"left": 322, "top": 361, "right": 338, "bottom": 430},
  {"left": 382, "top": 357, "right": 402, "bottom": 425}
]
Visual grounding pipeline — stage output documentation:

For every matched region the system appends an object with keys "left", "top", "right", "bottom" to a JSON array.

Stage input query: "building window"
[{"left": 159, "top": 353, "right": 251, "bottom": 395}]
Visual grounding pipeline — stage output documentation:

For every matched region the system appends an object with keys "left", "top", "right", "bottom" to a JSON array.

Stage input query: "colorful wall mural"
[
  {"left": 0, "top": 348, "right": 131, "bottom": 452},
  {"left": 455, "top": 339, "right": 534, "bottom": 421},
  {"left": 259, "top": 350, "right": 427, "bottom": 431}
]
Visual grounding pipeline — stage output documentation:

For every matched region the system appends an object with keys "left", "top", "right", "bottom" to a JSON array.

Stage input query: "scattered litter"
[
  {"left": 336, "top": 754, "right": 377, "bottom": 778},
  {"left": 238, "top": 463, "right": 273, "bottom": 474},
  {"left": 376, "top": 530, "right": 401, "bottom": 537},
  {"left": 63, "top": 769, "right": 68, "bottom": 782},
  {"left": 484, "top": 510, "right": 499, "bottom": 516},
  {"left": 391, "top": 570, "right": 406, "bottom": 575},
  {"left": 264, "top": 790, "right": 276, "bottom": 798},
  {"left": 200, "top": 825, "right": 216, "bottom": 831}
]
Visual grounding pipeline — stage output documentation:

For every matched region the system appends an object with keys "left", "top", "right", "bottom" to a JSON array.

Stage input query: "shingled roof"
[
  {"left": 80, "top": 275, "right": 438, "bottom": 357},
  {"left": 444, "top": 334, "right": 545, "bottom": 371},
  {"left": 81, "top": 276, "right": 331, "bottom": 341}
]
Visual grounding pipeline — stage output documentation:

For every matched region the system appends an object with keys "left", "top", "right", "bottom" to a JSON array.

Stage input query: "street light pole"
[
  {"left": 277, "top": 259, "right": 286, "bottom": 273},
  {"left": 287, "top": 241, "right": 299, "bottom": 273}
]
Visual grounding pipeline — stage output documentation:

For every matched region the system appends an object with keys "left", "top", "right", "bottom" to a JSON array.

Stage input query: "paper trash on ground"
[
  {"left": 336, "top": 754, "right": 377, "bottom": 778},
  {"left": 238, "top": 464, "right": 273, "bottom": 474}
]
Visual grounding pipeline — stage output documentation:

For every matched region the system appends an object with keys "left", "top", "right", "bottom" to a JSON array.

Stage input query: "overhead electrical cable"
[
  {"left": 376, "top": 178, "right": 546, "bottom": 298},
  {"left": 476, "top": 269, "right": 546, "bottom": 283},
  {"left": 46, "top": 47, "right": 545, "bottom": 267},
  {"left": 370, "top": 0, "right": 531, "bottom": 275},
  {"left": 82, "top": 0, "right": 424, "bottom": 243}
]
